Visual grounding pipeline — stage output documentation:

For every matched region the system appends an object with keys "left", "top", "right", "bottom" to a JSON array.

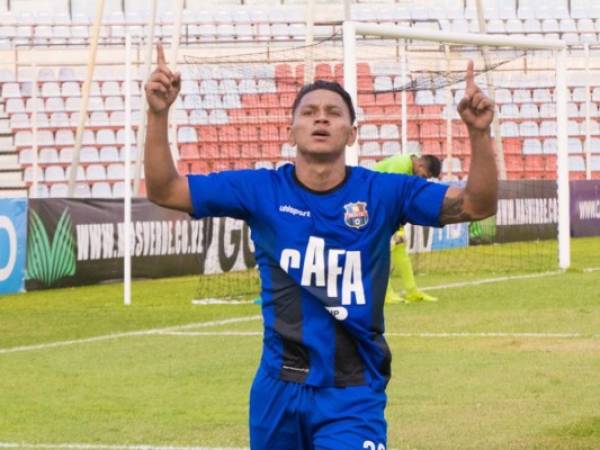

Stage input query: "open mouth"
[{"left": 312, "top": 129, "right": 331, "bottom": 137}]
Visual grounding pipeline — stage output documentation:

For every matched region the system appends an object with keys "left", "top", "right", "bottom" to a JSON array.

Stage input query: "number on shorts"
[{"left": 363, "top": 440, "right": 385, "bottom": 450}]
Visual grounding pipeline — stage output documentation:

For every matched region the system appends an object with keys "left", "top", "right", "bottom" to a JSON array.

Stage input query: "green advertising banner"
[{"left": 25, "top": 199, "right": 255, "bottom": 290}]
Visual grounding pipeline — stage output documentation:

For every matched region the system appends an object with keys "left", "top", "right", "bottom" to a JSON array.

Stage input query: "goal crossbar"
[{"left": 342, "top": 21, "right": 570, "bottom": 269}]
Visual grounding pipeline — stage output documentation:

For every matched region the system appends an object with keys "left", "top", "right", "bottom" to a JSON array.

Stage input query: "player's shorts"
[{"left": 249, "top": 365, "right": 387, "bottom": 450}]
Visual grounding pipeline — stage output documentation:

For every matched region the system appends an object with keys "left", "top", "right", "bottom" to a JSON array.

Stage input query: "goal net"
[{"left": 178, "top": 24, "right": 569, "bottom": 300}]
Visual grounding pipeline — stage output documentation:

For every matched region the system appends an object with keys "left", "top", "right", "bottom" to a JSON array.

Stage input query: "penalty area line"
[
  {"left": 158, "top": 330, "right": 597, "bottom": 339},
  {"left": 421, "top": 270, "right": 564, "bottom": 291},
  {"left": 0, "top": 316, "right": 261, "bottom": 355}
]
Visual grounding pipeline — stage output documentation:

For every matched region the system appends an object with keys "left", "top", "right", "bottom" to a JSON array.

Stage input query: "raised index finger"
[
  {"left": 157, "top": 43, "right": 166, "bottom": 68},
  {"left": 465, "top": 60, "right": 475, "bottom": 89}
]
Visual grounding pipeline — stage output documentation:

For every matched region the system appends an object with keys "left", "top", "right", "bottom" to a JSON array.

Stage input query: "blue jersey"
[{"left": 188, "top": 164, "right": 448, "bottom": 391}]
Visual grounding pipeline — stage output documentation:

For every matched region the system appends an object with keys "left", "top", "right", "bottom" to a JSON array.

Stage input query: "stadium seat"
[
  {"left": 47, "top": 183, "right": 67, "bottom": 197},
  {"left": 505, "top": 18, "right": 524, "bottom": 33},
  {"left": 73, "top": 183, "right": 91, "bottom": 198},
  {"left": 30, "top": 184, "right": 49, "bottom": 198},
  {"left": 45, "top": 165, "right": 65, "bottom": 182},
  {"left": 1, "top": 82, "right": 21, "bottom": 98},
  {"left": 500, "top": 104, "right": 519, "bottom": 118},
  {"left": 65, "top": 96, "right": 82, "bottom": 112},
  {"left": 190, "top": 109, "right": 209, "bottom": 125},
  {"left": 568, "top": 138, "right": 583, "bottom": 153},
  {"left": 105, "top": 96, "right": 124, "bottom": 111},
  {"left": 39, "top": 147, "right": 59, "bottom": 163},
  {"left": 88, "top": 96, "right": 105, "bottom": 112},
  {"left": 95, "top": 129, "right": 115, "bottom": 146},
  {"left": 41, "top": 81, "right": 60, "bottom": 98},
  {"left": 100, "top": 146, "right": 120, "bottom": 162},
  {"left": 107, "top": 163, "right": 125, "bottom": 179},
  {"left": 120, "top": 80, "right": 140, "bottom": 96},
  {"left": 542, "top": 19, "right": 560, "bottom": 33},
  {"left": 520, "top": 103, "right": 540, "bottom": 119},
  {"left": 80, "top": 146, "right": 99, "bottom": 162},
  {"left": 203, "top": 94, "right": 223, "bottom": 109},
  {"left": 90, "top": 181, "right": 112, "bottom": 198},
  {"left": 568, "top": 155, "right": 585, "bottom": 171},
  {"left": 361, "top": 142, "right": 380, "bottom": 156},
  {"left": 415, "top": 90, "right": 435, "bottom": 105},
  {"left": 90, "top": 111, "right": 110, "bottom": 127},
  {"left": 6, "top": 98, "right": 25, "bottom": 114},
  {"left": 500, "top": 121, "right": 519, "bottom": 137},
  {"left": 359, "top": 124, "right": 379, "bottom": 140},
  {"left": 178, "top": 126, "right": 198, "bottom": 143},
  {"left": 567, "top": 103, "right": 580, "bottom": 118},
  {"left": 540, "top": 121, "right": 557, "bottom": 136},
  {"left": 380, "top": 124, "right": 400, "bottom": 139},
  {"left": 487, "top": 19, "right": 505, "bottom": 33},
  {"left": 50, "top": 112, "right": 70, "bottom": 128},
  {"left": 577, "top": 19, "right": 595, "bottom": 33},
  {"left": 33, "top": 113, "right": 50, "bottom": 128},
  {"left": 442, "top": 157, "right": 462, "bottom": 174},
  {"left": 543, "top": 138, "right": 558, "bottom": 154},
  {"left": 23, "top": 166, "right": 44, "bottom": 183},
  {"left": 513, "top": 89, "right": 533, "bottom": 103},
  {"left": 208, "top": 109, "right": 228, "bottom": 124},
  {"left": 540, "top": 103, "right": 556, "bottom": 118},
  {"left": 117, "top": 126, "right": 138, "bottom": 144},
  {"left": 55, "top": 129, "right": 75, "bottom": 146},
  {"left": 522, "top": 139, "right": 543, "bottom": 154},
  {"left": 532, "top": 88, "right": 553, "bottom": 103},
  {"left": 11, "top": 114, "right": 29, "bottom": 129},
  {"left": 239, "top": 79, "right": 258, "bottom": 94},
  {"left": 25, "top": 98, "right": 45, "bottom": 113},
  {"left": 86, "top": 164, "right": 107, "bottom": 181},
  {"left": 495, "top": 88, "right": 513, "bottom": 103},
  {"left": 568, "top": 120, "right": 581, "bottom": 135},
  {"left": 381, "top": 141, "right": 401, "bottom": 156},
  {"left": 120, "top": 146, "right": 138, "bottom": 162}
]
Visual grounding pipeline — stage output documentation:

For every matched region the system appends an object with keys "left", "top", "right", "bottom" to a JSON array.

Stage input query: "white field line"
[
  {"left": 159, "top": 331, "right": 262, "bottom": 337},
  {"left": 0, "top": 316, "right": 261, "bottom": 355},
  {"left": 583, "top": 266, "right": 600, "bottom": 273},
  {"left": 191, "top": 299, "right": 256, "bottom": 305},
  {"left": 0, "top": 443, "right": 247, "bottom": 450},
  {"left": 158, "top": 330, "right": 597, "bottom": 339},
  {"left": 420, "top": 270, "right": 564, "bottom": 291}
]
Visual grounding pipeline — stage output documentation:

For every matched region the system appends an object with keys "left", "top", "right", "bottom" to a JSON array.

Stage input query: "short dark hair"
[
  {"left": 421, "top": 154, "right": 442, "bottom": 178},
  {"left": 291, "top": 80, "right": 356, "bottom": 124}
]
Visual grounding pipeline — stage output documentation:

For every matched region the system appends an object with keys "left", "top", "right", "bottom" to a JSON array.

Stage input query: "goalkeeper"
[{"left": 374, "top": 154, "right": 442, "bottom": 304}]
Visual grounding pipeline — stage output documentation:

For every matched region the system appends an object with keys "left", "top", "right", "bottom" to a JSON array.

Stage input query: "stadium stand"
[{"left": 1, "top": 0, "right": 600, "bottom": 197}]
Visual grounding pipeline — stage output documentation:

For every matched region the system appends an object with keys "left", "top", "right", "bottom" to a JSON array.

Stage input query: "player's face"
[
  {"left": 414, "top": 159, "right": 433, "bottom": 179},
  {"left": 289, "top": 89, "right": 357, "bottom": 159}
]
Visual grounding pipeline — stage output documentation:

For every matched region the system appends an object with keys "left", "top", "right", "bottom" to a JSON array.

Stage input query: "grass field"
[{"left": 1, "top": 237, "right": 599, "bottom": 450}]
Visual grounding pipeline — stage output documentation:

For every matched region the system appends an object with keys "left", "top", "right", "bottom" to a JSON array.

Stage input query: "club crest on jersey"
[{"left": 344, "top": 201, "right": 369, "bottom": 229}]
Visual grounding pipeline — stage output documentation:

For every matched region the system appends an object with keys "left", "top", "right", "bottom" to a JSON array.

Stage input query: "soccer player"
[
  {"left": 374, "top": 154, "right": 442, "bottom": 304},
  {"left": 144, "top": 43, "right": 497, "bottom": 450}
]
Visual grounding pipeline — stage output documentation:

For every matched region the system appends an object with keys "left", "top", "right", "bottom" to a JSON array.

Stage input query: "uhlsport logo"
[
  {"left": 344, "top": 201, "right": 369, "bottom": 229},
  {"left": 26, "top": 208, "right": 76, "bottom": 286}
]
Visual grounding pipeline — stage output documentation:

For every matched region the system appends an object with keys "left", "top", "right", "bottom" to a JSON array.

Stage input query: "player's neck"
[{"left": 294, "top": 157, "right": 347, "bottom": 192}]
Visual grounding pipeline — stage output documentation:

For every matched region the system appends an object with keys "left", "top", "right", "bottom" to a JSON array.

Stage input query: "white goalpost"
[{"left": 342, "top": 21, "right": 570, "bottom": 270}]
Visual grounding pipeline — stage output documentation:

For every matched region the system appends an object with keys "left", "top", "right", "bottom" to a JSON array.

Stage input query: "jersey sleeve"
[
  {"left": 380, "top": 173, "right": 449, "bottom": 228},
  {"left": 187, "top": 169, "right": 260, "bottom": 221}
]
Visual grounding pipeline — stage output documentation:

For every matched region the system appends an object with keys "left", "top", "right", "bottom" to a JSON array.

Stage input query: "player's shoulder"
[{"left": 352, "top": 165, "right": 409, "bottom": 182}]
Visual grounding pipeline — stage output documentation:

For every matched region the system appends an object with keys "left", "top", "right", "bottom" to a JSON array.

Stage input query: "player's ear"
[
  {"left": 345, "top": 124, "right": 357, "bottom": 146},
  {"left": 287, "top": 124, "right": 296, "bottom": 146}
]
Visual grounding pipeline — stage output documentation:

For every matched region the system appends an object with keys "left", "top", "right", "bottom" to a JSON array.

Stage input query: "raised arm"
[
  {"left": 144, "top": 43, "right": 192, "bottom": 213},
  {"left": 439, "top": 61, "right": 498, "bottom": 225}
]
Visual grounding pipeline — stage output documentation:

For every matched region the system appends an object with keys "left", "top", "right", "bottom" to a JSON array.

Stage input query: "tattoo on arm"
[{"left": 440, "top": 192, "right": 472, "bottom": 224}]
